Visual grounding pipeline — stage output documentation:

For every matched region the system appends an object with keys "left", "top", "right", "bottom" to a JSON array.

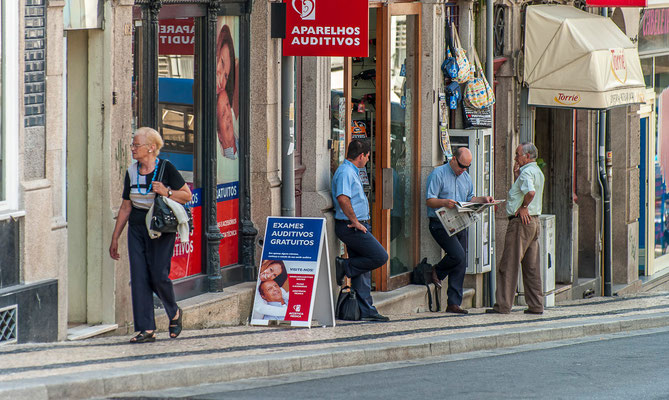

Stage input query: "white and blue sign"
[{"left": 262, "top": 217, "right": 324, "bottom": 262}]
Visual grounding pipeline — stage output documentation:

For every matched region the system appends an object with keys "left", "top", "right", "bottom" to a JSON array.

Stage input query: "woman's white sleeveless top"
[{"left": 127, "top": 161, "right": 157, "bottom": 210}]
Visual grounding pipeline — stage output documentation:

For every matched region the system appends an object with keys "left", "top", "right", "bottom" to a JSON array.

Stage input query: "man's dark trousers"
[
  {"left": 334, "top": 220, "right": 388, "bottom": 317},
  {"left": 428, "top": 217, "right": 468, "bottom": 306}
]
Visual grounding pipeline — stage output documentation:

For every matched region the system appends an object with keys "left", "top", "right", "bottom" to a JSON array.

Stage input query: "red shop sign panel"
[
  {"left": 159, "top": 18, "right": 195, "bottom": 56},
  {"left": 283, "top": 0, "right": 369, "bottom": 57},
  {"left": 586, "top": 0, "right": 646, "bottom": 7}
]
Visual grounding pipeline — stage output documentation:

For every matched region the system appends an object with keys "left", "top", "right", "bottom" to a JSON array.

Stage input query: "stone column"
[
  {"left": 610, "top": 105, "right": 641, "bottom": 288},
  {"left": 419, "top": 3, "right": 444, "bottom": 266},
  {"left": 250, "top": 0, "right": 282, "bottom": 263}
]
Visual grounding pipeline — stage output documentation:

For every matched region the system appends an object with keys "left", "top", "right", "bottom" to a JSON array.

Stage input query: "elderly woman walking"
[{"left": 109, "top": 127, "right": 192, "bottom": 343}]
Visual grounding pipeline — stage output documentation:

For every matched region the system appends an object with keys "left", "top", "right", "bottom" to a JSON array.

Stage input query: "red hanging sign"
[
  {"left": 585, "top": 0, "right": 646, "bottom": 7},
  {"left": 283, "top": 0, "right": 369, "bottom": 57}
]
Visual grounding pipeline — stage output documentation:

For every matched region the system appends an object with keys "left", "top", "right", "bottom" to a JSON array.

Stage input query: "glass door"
[{"left": 374, "top": 3, "right": 421, "bottom": 291}]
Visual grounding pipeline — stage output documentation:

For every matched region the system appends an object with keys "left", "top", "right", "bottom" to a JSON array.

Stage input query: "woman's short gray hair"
[
  {"left": 520, "top": 142, "right": 538, "bottom": 160},
  {"left": 134, "top": 127, "right": 164, "bottom": 156}
]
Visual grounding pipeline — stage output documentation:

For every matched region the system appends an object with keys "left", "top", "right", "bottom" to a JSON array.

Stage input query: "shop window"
[{"left": 215, "top": 16, "right": 241, "bottom": 268}]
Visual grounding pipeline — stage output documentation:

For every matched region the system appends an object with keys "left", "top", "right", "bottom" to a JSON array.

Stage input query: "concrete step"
[
  {"left": 151, "top": 281, "right": 474, "bottom": 333},
  {"left": 154, "top": 282, "right": 255, "bottom": 333},
  {"left": 374, "top": 284, "right": 474, "bottom": 314}
]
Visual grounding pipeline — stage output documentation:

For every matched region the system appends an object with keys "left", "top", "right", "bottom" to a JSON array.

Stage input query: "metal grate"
[{"left": 0, "top": 305, "right": 18, "bottom": 344}]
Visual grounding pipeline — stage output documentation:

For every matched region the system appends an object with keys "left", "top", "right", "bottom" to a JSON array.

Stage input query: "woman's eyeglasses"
[{"left": 130, "top": 143, "right": 147, "bottom": 149}]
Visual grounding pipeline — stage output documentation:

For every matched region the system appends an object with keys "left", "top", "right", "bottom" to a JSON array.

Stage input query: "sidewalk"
[{"left": 2, "top": 292, "right": 669, "bottom": 399}]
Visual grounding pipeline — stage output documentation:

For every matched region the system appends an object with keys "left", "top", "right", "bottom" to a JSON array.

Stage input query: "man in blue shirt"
[
  {"left": 487, "top": 143, "right": 545, "bottom": 315},
  {"left": 426, "top": 147, "right": 493, "bottom": 314},
  {"left": 332, "top": 139, "right": 389, "bottom": 322}
]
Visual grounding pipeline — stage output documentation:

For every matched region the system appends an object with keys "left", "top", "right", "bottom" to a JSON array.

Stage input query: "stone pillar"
[
  {"left": 610, "top": 105, "right": 641, "bottom": 287},
  {"left": 419, "top": 3, "right": 445, "bottom": 266},
  {"left": 109, "top": 0, "right": 137, "bottom": 328},
  {"left": 250, "top": 0, "right": 282, "bottom": 263}
]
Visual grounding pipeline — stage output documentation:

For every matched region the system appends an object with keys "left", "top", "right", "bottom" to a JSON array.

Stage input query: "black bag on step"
[
  {"left": 411, "top": 257, "right": 440, "bottom": 312},
  {"left": 335, "top": 286, "right": 361, "bottom": 321}
]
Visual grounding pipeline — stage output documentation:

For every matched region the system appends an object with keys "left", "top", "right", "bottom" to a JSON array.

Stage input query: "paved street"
[
  {"left": 4, "top": 293, "right": 669, "bottom": 399},
  {"left": 114, "top": 327, "right": 669, "bottom": 400}
]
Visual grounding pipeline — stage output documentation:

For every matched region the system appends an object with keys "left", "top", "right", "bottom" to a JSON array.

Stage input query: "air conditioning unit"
[{"left": 517, "top": 214, "right": 556, "bottom": 307}]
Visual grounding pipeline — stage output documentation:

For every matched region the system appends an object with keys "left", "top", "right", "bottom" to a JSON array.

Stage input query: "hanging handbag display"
[
  {"left": 462, "top": 104, "right": 492, "bottom": 129},
  {"left": 446, "top": 81, "right": 461, "bottom": 110},
  {"left": 150, "top": 160, "right": 194, "bottom": 234},
  {"left": 335, "top": 286, "right": 361, "bottom": 321},
  {"left": 452, "top": 25, "right": 471, "bottom": 84},
  {"left": 464, "top": 48, "right": 496, "bottom": 109},
  {"left": 442, "top": 19, "right": 459, "bottom": 80},
  {"left": 441, "top": 48, "right": 459, "bottom": 80}
]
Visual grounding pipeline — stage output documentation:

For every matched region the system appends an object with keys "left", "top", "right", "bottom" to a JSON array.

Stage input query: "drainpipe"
[
  {"left": 281, "top": 55, "right": 296, "bottom": 217},
  {"left": 599, "top": 7, "right": 612, "bottom": 296},
  {"left": 598, "top": 110, "right": 612, "bottom": 296},
  {"left": 486, "top": 0, "right": 495, "bottom": 305}
]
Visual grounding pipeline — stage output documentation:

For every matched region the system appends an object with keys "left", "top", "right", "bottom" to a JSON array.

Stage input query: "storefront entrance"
[{"left": 330, "top": 2, "right": 422, "bottom": 292}]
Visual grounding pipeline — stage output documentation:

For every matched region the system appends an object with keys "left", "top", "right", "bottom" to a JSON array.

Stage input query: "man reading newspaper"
[{"left": 425, "top": 147, "right": 494, "bottom": 314}]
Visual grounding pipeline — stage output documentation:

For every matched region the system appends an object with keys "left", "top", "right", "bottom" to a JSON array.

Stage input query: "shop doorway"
[
  {"left": 534, "top": 107, "right": 576, "bottom": 285},
  {"left": 330, "top": 3, "right": 422, "bottom": 292}
]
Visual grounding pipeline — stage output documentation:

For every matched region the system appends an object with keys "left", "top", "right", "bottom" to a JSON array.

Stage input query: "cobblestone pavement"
[{"left": 2, "top": 292, "right": 669, "bottom": 399}]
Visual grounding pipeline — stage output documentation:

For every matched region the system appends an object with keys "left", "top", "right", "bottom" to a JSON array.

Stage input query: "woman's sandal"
[
  {"left": 130, "top": 330, "right": 156, "bottom": 344},
  {"left": 169, "top": 307, "right": 183, "bottom": 339}
]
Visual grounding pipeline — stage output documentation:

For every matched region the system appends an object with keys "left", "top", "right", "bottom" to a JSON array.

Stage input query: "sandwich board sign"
[{"left": 251, "top": 217, "right": 335, "bottom": 327}]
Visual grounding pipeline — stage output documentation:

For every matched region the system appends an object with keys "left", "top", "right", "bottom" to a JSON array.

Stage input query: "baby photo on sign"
[{"left": 251, "top": 260, "right": 289, "bottom": 320}]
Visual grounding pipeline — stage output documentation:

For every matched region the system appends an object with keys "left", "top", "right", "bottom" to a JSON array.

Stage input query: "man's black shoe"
[
  {"left": 485, "top": 308, "right": 505, "bottom": 314},
  {"left": 524, "top": 309, "right": 543, "bottom": 315},
  {"left": 335, "top": 257, "right": 347, "bottom": 286},
  {"left": 446, "top": 304, "right": 468, "bottom": 314},
  {"left": 361, "top": 313, "right": 390, "bottom": 322}
]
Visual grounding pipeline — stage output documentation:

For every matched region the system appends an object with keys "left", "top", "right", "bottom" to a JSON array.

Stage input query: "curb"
[{"left": 4, "top": 311, "right": 669, "bottom": 399}]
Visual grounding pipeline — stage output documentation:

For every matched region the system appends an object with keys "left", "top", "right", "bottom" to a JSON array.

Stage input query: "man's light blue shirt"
[
  {"left": 425, "top": 163, "right": 474, "bottom": 218},
  {"left": 506, "top": 161, "right": 544, "bottom": 216},
  {"left": 332, "top": 160, "right": 370, "bottom": 221}
]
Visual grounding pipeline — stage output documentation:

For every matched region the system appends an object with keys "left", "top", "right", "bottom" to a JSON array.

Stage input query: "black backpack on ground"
[
  {"left": 335, "top": 286, "right": 361, "bottom": 321},
  {"left": 411, "top": 257, "right": 440, "bottom": 312}
]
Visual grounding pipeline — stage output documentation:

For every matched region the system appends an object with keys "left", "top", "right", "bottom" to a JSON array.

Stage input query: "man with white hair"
[{"left": 487, "top": 142, "right": 545, "bottom": 315}]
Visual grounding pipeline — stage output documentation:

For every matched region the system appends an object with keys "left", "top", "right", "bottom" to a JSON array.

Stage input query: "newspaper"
[
  {"left": 436, "top": 200, "right": 505, "bottom": 236},
  {"left": 454, "top": 200, "right": 505, "bottom": 213}
]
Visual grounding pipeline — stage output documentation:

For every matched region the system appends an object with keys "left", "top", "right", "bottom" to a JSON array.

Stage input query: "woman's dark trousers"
[{"left": 128, "top": 224, "right": 178, "bottom": 331}]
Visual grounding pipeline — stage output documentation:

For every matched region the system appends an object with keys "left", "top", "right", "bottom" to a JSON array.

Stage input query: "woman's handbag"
[
  {"left": 149, "top": 161, "right": 193, "bottom": 234},
  {"left": 464, "top": 48, "right": 495, "bottom": 109},
  {"left": 151, "top": 195, "right": 179, "bottom": 233},
  {"left": 335, "top": 286, "right": 361, "bottom": 321},
  {"left": 452, "top": 25, "right": 471, "bottom": 84}
]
